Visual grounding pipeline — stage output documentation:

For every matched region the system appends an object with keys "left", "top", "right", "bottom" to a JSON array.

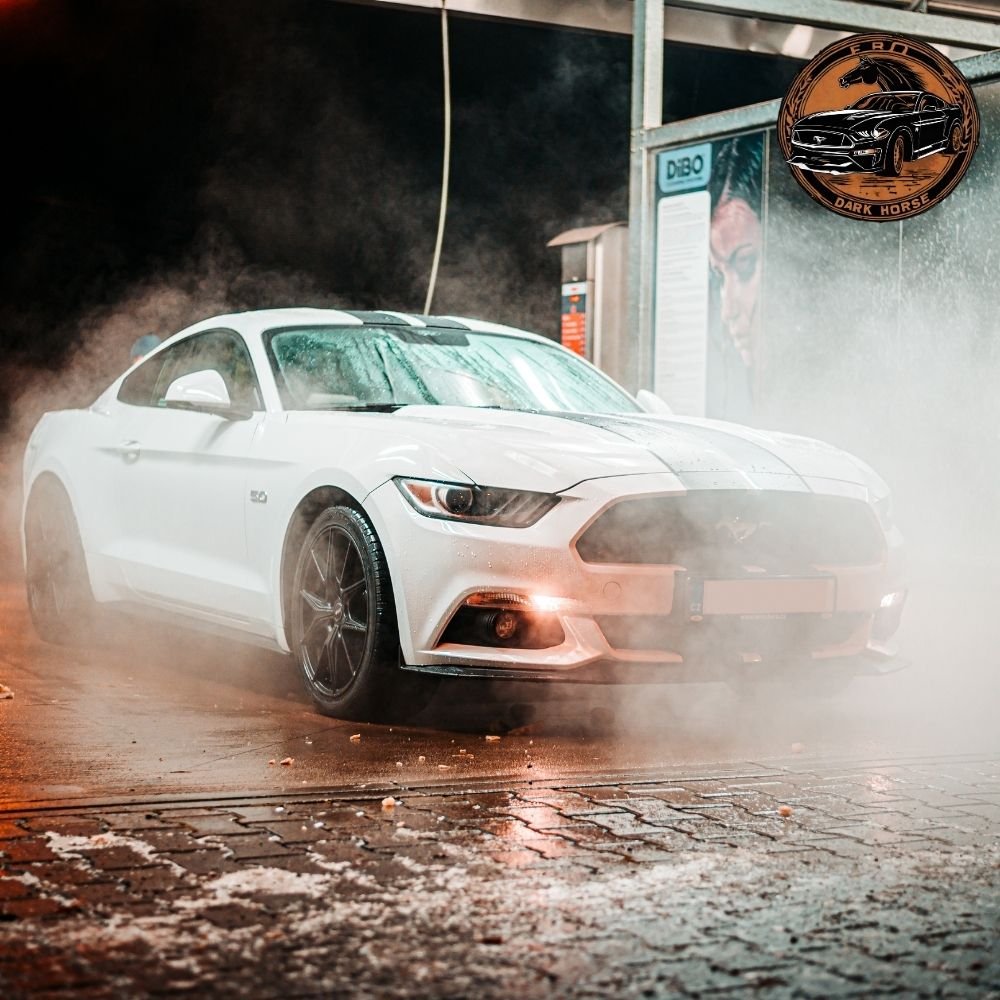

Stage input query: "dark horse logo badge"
[{"left": 778, "top": 34, "right": 979, "bottom": 222}]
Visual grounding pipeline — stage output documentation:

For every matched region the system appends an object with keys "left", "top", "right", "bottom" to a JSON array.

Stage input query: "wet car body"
[
  {"left": 22, "top": 308, "right": 906, "bottom": 719},
  {"left": 789, "top": 90, "right": 963, "bottom": 174}
]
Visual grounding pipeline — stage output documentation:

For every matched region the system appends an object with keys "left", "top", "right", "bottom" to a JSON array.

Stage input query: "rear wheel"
[
  {"left": 948, "top": 121, "right": 963, "bottom": 154},
  {"left": 290, "top": 505, "right": 436, "bottom": 721},
  {"left": 24, "top": 479, "right": 100, "bottom": 645}
]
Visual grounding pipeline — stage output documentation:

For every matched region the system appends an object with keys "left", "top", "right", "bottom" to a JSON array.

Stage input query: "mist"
[{"left": 2, "top": 1, "right": 996, "bottom": 776}]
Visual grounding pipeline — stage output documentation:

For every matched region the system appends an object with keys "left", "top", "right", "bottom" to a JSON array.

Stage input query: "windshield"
[
  {"left": 850, "top": 93, "right": 918, "bottom": 112},
  {"left": 265, "top": 325, "right": 640, "bottom": 415}
]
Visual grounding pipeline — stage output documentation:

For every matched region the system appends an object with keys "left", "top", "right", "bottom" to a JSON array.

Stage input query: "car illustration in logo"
[
  {"left": 788, "top": 90, "right": 965, "bottom": 176},
  {"left": 778, "top": 36, "right": 979, "bottom": 221}
]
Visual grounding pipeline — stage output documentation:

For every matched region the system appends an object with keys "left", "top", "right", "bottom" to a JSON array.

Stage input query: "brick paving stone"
[
  {"left": 76, "top": 845, "right": 159, "bottom": 872},
  {"left": 201, "top": 903, "right": 265, "bottom": 929},
  {"left": 125, "top": 827, "right": 210, "bottom": 853},
  {"left": 118, "top": 866, "right": 188, "bottom": 893},
  {"left": 0, "top": 897, "right": 67, "bottom": 919},
  {"left": 0, "top": 839, "right": 59, "bottom": 863},
  {"left": 584, "top": 813, "right": 668, "bottom": 838},
  {"left": 166, "top": 813, "right": 250, "bottom": 837},
  {"left": 244, "top": 818, "right": 339, "bottom": 843},
  {"left": 482, "top": 848, "right": 545, "bottom": 867},
  {"left": 0, "top": 820, "right": 28, "bottom": 840},
  {"left": 22, "top": 817, "right": 105, "bottom": 837},
  {"left": 0, "top": 876, "right": 35, "bottom": 900},
  {"left": 506, "top": 805, "right": 581, "bottom": 829},
  {"left": 0, "top": 753, "right": 996, "bottom": 999},
  {"left": 306, "top": 840, "right": 373, "bottom": 865},
  {"left": 248, "top": 853, "right": 330, "bottom": 876},
  {"left": 159, "top": 848, "right": 242, "bottom": 875},
  {"left": 569, "top": 786, "right": 632, "bottom": 801},
  {"left": 211, "top": 832, "right": 294, "bottom": 861},
  {"left": 99, "top": 810, "right": 181, "bottom": 831}
]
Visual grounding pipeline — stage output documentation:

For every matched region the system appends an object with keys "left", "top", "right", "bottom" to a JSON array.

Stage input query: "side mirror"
[
  {"left": 165, "top": 369, "right": 231, "bottom": 408},
  {"left": 636, "top": 389, "right": 674, "bottom": 415}
]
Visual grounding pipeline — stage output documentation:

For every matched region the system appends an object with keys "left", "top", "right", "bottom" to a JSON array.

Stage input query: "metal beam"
[
  {"left": 340, "top": 1, "right": 998, "bottom": 56},
  {"left": 638, "top": 46, "right": 1000, "bottom": 150},
  {"left": 666, "top": 0, "right": 1000, "bottom": 48},
  {"left": 626, "top": 0, "right": 664, "bottom": 394}
]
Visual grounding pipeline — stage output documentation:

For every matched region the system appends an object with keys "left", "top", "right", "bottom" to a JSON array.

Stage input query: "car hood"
[
  {"left": 362, "top": 407, "right": 887, "bottom": 498},
  {"left": 795, "top": 109, "right": 896, "bottom": 130}
]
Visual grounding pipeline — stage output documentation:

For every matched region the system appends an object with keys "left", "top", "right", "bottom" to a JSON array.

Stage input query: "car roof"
[{"left": 174, "top": 307, "right": 557, "bottom": 347}]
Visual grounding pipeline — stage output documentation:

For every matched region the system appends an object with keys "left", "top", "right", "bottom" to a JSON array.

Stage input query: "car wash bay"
[{"left": 2, "top": 0, "right": 1000, "bottom": 995}]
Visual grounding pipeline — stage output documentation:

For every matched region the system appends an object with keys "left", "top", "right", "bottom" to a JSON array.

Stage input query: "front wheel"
[
  {"left": 290, "top": 505, "right": 435, "bottom": 721},
  {"left": 880, "top": 133, "right": 906, "bottom": 177}
]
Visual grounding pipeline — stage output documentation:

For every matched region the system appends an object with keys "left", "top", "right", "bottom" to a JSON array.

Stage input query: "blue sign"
[{"left": 657, "top": 142, "right": 712, "bottom": 195}]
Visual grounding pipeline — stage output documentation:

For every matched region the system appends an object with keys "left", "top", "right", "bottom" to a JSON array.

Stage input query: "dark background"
[{"left": 0, "top": 0, "right": 801, "bottom": 423}]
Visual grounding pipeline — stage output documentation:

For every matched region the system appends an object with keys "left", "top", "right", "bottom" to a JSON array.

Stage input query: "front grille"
[
  {"left": 793, "top": 129, "right": 849, "bottom": 147},
  {"left": 575, "top": 491, "right": 884, "bottom": 571},
  {"left": 596, "top": 612, "right": 865, "bottom": 657}
]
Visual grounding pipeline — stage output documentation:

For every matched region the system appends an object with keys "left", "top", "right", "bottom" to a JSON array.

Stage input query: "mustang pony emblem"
[{"left": 716, "top": 516, "right": 761, "bottom": 544}]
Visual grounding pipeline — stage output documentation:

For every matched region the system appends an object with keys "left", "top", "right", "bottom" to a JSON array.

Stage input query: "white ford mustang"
[{"left": 22, "top": 308, "right": 906, "bottom": 720}]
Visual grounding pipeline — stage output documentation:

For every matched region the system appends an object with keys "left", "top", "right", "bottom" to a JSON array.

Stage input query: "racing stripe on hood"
[{"left": 550, "top": 413, "right": 810, "bottom": 491}]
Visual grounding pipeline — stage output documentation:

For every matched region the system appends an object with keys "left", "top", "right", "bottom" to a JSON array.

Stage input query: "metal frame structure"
[{"left": 626, "top": 0, "right": 1000, "bottom": 392}]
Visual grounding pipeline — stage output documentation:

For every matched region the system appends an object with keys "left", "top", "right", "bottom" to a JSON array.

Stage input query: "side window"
[
  {"left": 118, "top": 352, "right": 168, "bottom": 406},
  {"left": 119, "top": 331, "right": 262, "bottom": 410},
  {"left": 922, "top": 96, "right": 942, "bottom": 112}
]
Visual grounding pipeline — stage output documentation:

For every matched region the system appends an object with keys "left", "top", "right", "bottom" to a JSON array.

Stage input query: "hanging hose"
[{"left": 423, "top": 0, "right": 451, "bottom": 316}]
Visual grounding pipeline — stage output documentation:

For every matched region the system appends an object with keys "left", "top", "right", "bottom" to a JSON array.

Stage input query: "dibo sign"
[{"left": 657, "top": 143, "right": 712, "bottom": 195}]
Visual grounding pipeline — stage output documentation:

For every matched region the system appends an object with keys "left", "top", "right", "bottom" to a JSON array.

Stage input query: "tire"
[
  {"left": 290, "top": 505, "right": 436, "bottom": 721},
  {"left": 947, "top": 121, "right": 963, "bottom": 154},
  {"left": 24, "top": 479, "right": 101, "bottom": 645},
  {"left": 880, "top": 132, "right": 906, "bottom": 177}
]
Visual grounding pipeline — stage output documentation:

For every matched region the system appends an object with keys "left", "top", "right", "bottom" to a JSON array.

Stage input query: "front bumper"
[
  {"left": 788, "top": 144, "right": 885, "bottom": 174},
  {"left": 399, "top": 646, "right": 906, "bottom": 684},
  {"left": 369, "top": 474, "right": 906, "bottom": 684}
]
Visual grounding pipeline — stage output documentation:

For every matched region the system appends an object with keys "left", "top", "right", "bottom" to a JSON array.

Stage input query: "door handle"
[{"left": 119, "top": 439, "right": 141, "bottom": 464}]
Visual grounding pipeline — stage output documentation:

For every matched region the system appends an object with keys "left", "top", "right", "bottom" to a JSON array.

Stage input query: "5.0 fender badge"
[{"left": 778, "top": 33, "right": 979, "bottom": 221}]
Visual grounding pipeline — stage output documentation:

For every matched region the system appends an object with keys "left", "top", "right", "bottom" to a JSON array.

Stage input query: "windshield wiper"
[{"left": 326, "top": 403, "right": 411, "bottom": 412}]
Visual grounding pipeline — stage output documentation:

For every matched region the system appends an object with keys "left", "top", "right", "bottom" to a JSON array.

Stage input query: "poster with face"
[{"left": 653, "top": 133, "right": 765, "bottom": 424}]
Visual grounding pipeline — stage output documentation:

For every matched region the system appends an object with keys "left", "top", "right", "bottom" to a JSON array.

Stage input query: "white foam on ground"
[{"left": 44, "top": 830, "right": 189, "bottom": 876}]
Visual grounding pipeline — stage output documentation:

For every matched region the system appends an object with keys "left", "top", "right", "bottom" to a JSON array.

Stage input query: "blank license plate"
[{"left": 702, "top": 577, "right": 835, "bottom": 616}]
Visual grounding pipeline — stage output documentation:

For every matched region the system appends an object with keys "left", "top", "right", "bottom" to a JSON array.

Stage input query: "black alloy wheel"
[
  {"left": 290, "top": 505, "right": 434, "bottom": 721},
  {"left": 24, "top": 478, "right": 101, "bottom": 645}
]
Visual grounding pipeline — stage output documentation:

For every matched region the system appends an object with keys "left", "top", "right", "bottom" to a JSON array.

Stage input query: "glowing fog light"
[
  {"left": 873, "top": 589, "right": 907, "bottom": 642},
  {"left": 880, "top": 591, "right": 905, "bottom": 609},
  {"left": 490, "top": 611, "right": 519, "bottom": 641}
]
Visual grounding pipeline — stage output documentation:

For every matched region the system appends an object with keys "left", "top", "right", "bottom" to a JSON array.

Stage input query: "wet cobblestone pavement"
[{"left": 2, "top": 750, "right": 998, "bottom": 998}]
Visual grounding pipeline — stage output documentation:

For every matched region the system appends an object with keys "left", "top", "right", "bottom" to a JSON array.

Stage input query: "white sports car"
[{"left": 22, "top": 308, "right": 906, "bottom": 720}]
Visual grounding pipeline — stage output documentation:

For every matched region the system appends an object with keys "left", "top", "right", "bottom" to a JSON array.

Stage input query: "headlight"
[
  {"left": 394, "top": 477, "right": 560, "bottom": 527},
  {"left": 856, "top": 127, "right": 888, "bottom": 140}
]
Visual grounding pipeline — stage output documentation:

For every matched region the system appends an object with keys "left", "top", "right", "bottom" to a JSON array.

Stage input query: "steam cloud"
[{"left": 1, "top": 4, "right": 996, "bottom": 759}]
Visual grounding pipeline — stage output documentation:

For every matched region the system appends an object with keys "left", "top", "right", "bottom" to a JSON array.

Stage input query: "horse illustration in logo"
[
  {"left": 787, "top": 55, "right": 963, "bottom": 177},
  {"left": 837, "top": 56, "right": 925, "bottom": 93}
]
